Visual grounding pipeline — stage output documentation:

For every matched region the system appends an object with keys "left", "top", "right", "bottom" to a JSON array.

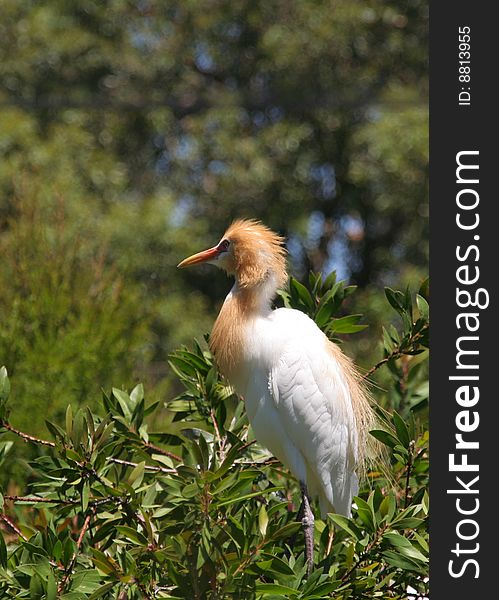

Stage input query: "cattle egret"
[{"left": 178, "top": 219, "right": 376, "bottom": 572}]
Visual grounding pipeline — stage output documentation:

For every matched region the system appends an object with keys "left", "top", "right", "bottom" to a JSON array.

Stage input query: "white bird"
[{"left": 178, "top": 219, "right": 376, "bottom": 572}]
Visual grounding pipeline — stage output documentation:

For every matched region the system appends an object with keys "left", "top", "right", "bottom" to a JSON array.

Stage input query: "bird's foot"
[
  {"left": 302, "top": 513, "right": 315, "bottom": 575},
  {"left": 300, "top": 484, "right": 315, "bottom": 575}
]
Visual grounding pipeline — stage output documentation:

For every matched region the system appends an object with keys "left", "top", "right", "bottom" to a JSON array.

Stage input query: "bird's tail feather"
[{"left": 326, "top": 341, "right": 381, "bottom": 480}]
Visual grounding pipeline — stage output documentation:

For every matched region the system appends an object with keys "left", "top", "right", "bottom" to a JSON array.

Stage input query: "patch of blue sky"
[
  {"left": 170, "top": 195, "right": 195, "bottom": 228},
  {"left": 310, "top": 163, "right": 336, "bottom": 200},
  {"left": 195, "top": 41, "right": 215, "bottom": 72}
]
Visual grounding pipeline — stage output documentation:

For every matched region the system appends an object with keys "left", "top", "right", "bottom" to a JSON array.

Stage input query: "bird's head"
[{"left": 178, "top": 219, "right": 287, "bottom": 290}]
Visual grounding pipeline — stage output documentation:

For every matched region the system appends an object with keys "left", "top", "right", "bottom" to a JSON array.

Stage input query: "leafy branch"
[{"left": 0, "top": 274, "right": 429, "bottom": 599}]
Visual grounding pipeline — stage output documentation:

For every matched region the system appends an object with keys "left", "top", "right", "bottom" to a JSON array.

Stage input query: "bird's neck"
[{"left": 210, "top": 275, "right": 278, "bottom": 380}]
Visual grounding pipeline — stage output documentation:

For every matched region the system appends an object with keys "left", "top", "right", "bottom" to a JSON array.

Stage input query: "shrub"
[{"left": 0, "top": 275, "right": 429, "bottom": 599}]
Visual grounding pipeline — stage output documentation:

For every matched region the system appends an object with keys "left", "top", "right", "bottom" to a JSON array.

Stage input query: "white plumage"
[{"left": 234, "top": 306, "right": 358, "bottom": 518}]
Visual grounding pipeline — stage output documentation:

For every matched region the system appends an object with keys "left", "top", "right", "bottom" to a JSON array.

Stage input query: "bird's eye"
[{"left": 219, "top": 239, "right": 230, "bottom": 252}]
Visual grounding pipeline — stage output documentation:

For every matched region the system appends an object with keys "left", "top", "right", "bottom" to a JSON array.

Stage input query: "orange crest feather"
[{"left": 223, "top": 219, "right": 287, "bottom": 288}]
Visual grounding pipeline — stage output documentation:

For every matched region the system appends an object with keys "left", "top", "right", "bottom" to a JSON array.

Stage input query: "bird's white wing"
[{"left": 268, "top": 337, "right": 359, "bottom": 517}]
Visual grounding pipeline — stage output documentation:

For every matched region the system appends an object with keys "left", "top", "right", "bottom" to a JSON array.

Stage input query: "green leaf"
[
  {"left": 258, "top": 553, "right": 295, "bottom": 576},
  {"left": 385, "top": 287, "right": 405, "bottom": 315},
  {"left": 0, "top": 531, "right": 7, "bottom": 568},
  {"left": 82, "top": 480, "right": 90, "bottom": 512},
  {"left": 303, "top": 581, "right": 339, "bottom": 597},
  {"left": 128, "top": 461, "right": 145, "bottom": 489},
  {"left": 0, "top": 366, "right": 10, "bottom": 403},
  {"left": 52, "top": 540, "right": 63, "bottom": 562},
  {"left": 328, "top": 514, "right": 362, "bottom": 539},
  {"left": 65, "top": 405, "right": 73, "bottom": 438},
  {"left": 255, "top": 583, "right": 299, "bottom": 595},
  {"left": 29, "top": 572, "right": 44, "bottom": 599},
  {"left": 382, "top": 327, "right": 396, "bottom": 353},
  {"left": 63, "top": 537, "right": 75, "bottom": 567},
  {"left": 270, "top": 522, "right": 302, "bottom": 541},
  {"left": 214, "top": 486, "right": 283, "bottom": 508},
  {"left": 130, "top": 383, "right": 144, "bottom": 405},
  {"left": 90, "top": 548, "right": 119, "bottom": 576},
  {"left": 85, "top": 407, "right": 95, "bottom": 436},
  {"left": 329, "top": 314, "right": 368, "bottom": 334},
  {"left": 289, "top": 277, "right": 315, "bottom": 313},
  {"left": 115, "top": 525, "right": 149, "bottom": 545},
  {"left": 393, "top": 412, "right": 410, "bottom": 448},
  {"left": 258, "top": 504, "right": 269, "bottom": 537},
  {"left": 323, "top": 271, "right": 337, "bottom": 290},
  {"left": 72, "top": 409, "right": 85, "bottom": 448},
  {"left": 343, "top": 284, "right": 358, "bottom": 297},
  {"left": 46, "top": 570, "right": 57, "bottom": 600},
  {"left": 88, "top": 582, "right": 117, "bottom": 600},
  {"left": 382, "top": 550, "right": 424, "bottom": 572},
  {"left": 383, "top": 532, "right": 428, "bottom": 562},
  {"left": 314, "top": 296, "right": 336, "bottom": 329},
  {"left": 413, "top": 530, "right": 429, "bottom": 552},
  {"left": 383, "top": 531, "right": 412, "bottom": 548},
  {"left": 369, "top": 429, "right": 399, "bottom": 449},
  {"left": 392, "top": 517, "right": 425, "bottom": 530},
  {"left": 379, "top": 493, "right": 397, "bottom": 522},
  {"left": 205, "top": 366, "right": 218, "bottom": 395},
  {"left": 422, "top": 491, "right": 430, "bottom": 515},
  {"left": 169, "top": 351, "right": 210, "bottom": 382},
  {"left": 65, "top": 448, "right": 82, "bottom": 463},
  {"left": 309, "top": 271, "right": 321, "bottom": 293},
  {"left": 416, "top": 294, "right": 429, "bottom": 320},
  {"left": 168, "top": 355, "right": 198, "bottom": 379},
  {"left": 45, "top": 420, "right": 66, "bottom": 440},
  {"left": 419, "top": 277, "right": 430, "bottom": 300},
  {"left": 404, "top": 285, "right": 413, "bottom": 318},
  {"left": 354, "top": 496, "right": 376, "bottom": 531},
  {"left": 94, "top": 421, "right": 114, "bottom": 449},
  {"left": 112, "top": 388, "right": 133, "bottom": 419}
]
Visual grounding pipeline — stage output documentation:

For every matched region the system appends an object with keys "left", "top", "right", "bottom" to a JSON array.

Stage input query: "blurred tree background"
[{"left": 0, "top": 0, "right": 427, "bottom": 440}]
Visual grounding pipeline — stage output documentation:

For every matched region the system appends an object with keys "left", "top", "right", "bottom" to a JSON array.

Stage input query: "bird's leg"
[{"left": 300, "top": 483, "right": 315, "bottom": 575}]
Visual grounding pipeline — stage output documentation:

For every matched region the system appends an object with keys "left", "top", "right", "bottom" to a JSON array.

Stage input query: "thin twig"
[
  {"left": 361, "top": 350, "right": 404, "bottom": 381},
  {"left": 58, "top": 510, "right": 94, "bottom": 594},
  {"left": 210, "top": 408, "right": 227, "bottom": 463},
  {"left": 143, "top": 441, "right": 182, "bottom": 462},
  {"left": 4, "top": 495, "right": 78, "bottom": 505},
  {"left": 232, "top": 539, "right": 267, "bottom": 577},
  {"left": 4, "top": 494, "right": 130, "bottom": 510},
  {"left": 238, "top": 440, "right": 257, "bottom": 452},
  {"left": 1, "top": 513, "right": 29, "bottom": 541},
  {"left": 404, "top": 441, "right": 416, "bottom": 508},
  {"left": 236, "top": 458, "right": 280, "bottom": 467},
  {"left": 361, "top": 325, "right": 429, "bottom": 381},
  {"left": 107, "top": 457, "right": 177, "bottom": 474},
  {"left": 0, "top": 420, "right": 55, "bottom": 447}
]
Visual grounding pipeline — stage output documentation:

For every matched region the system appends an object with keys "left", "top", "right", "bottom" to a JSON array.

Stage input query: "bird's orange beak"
[{"left": 177, "top": 245, "right": 220, "bottom": 268}]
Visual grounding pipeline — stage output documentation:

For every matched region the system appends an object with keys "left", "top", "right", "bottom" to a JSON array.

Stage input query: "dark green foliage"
[
  {"left": 0, "top": 277, "right": 428, "bottom": 599},
  {"left": 0, "top": 194, "right": 151, "bottom": 437},
  {"left": 278, "top": 272, "right": 366, "bottom": 339}
]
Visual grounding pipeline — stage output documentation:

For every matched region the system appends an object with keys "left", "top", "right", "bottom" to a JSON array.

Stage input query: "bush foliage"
[{"left": 0, "top": 274, "right": 429, "bottom": 599}]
